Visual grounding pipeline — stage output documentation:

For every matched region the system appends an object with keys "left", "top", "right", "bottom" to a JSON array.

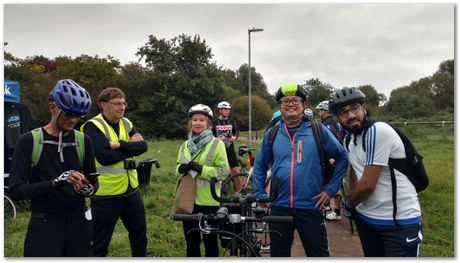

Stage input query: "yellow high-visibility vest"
[
  {"left": 81, "top": 113, "right": 138, "bottom": 196},
  {"left": 174, "top": 138, "right": 229, "bottom": 206}
]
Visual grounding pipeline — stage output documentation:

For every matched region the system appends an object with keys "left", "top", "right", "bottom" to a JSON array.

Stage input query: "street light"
[{"left": 248, "top": 27, "right": 263, "bottom": 147}]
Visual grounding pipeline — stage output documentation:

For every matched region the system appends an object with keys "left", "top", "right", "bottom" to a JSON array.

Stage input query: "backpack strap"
[
  {"left": 31, "top": 128, "right": 85, "bottom": 168},
  {"left": 311, "top": 122, "right": 326, "bottom": 186},
  {"left": 268, "top": 124, "right": 280, "bottom": 165},
  {"left": 74, "top": 130, "right": 85, "bottom": 167},
  {"left": 389, "top": 163, "right": 400, "bottom": 226},
  {"left": 31, "top": 128, "right": 43, "bottom": 168}
]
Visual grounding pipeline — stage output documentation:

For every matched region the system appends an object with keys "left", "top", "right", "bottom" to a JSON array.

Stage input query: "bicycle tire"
[{"left": 4, "top": 195, "right": 17, "bottom": 220}]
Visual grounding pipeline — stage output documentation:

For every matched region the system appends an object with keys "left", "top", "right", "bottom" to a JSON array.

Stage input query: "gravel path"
[{"left": 291, "top": 217, "right": 364, "bottom": 257}]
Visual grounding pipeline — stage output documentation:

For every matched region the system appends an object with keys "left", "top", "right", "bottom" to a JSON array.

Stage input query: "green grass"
[{"left": 4, "top": 134, "right": 454, "bottom": 257}]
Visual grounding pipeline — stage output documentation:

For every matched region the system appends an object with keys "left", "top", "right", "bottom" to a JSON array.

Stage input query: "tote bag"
[{"left": 173, "top": 173, "right": 196, "bottom": 214}]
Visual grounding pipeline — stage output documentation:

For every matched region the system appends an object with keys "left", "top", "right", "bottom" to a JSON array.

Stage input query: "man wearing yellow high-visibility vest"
[{"left": 81, "top": 87, "right": 148, "bottom": 257}]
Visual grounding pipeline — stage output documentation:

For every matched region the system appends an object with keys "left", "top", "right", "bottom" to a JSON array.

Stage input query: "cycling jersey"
[
  {"left": 212, "top": 117, "right": 239, "bottom": 148},
  {"left": 348, "top": 122, "right": 421, "bottom": 225}
]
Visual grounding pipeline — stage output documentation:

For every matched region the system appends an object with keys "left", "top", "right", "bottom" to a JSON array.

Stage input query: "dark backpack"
[
  {"left": 268, "top": 121, "right": 332, "bottom": 186},
  {"left": 345, "top": 120, "right": 428, "bottom": 225}
]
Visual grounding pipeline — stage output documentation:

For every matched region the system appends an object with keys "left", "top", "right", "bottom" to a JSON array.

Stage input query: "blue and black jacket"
[{"left": 253, "top": 120, "right": 348, "bottom": 209}]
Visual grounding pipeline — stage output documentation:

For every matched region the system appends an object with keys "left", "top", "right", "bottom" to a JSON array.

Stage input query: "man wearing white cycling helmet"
[
  {"left": 211, "top": 101, "right": 241, "bottom": 177},
  {"left": 9, "top": 79, "right": 98, "bottom": 256},
  {"left": 316, "top": 100, "right": 346, "bottom": 221}
]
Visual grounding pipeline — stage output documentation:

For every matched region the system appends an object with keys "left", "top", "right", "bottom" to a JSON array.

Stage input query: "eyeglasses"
[
  {"left": 107, "top": 101, "right": 128, "bottom": 107},
  {"left": 337, "top": 104, "right": 361, "bottom": 118},
  {"left": 62, "top": 112, "right": 81, "bottom": 119},
  {"left": 280, "top": 98, "right": 302, "bottom": 106}
]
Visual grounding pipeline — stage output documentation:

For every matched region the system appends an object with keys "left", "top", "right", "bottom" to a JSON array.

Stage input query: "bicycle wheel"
[{"left": 4, "top": 195, "right": 17, "bottom": 220}]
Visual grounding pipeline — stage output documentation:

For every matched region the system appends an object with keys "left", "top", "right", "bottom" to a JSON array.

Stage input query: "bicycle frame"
[{"left": 173, "top": 176, "right": 293, "bottom": 257}]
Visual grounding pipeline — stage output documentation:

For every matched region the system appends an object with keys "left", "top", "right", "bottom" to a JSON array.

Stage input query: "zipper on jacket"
[{"left": 283, "top": 123, "right": 295, "bottom": 208}]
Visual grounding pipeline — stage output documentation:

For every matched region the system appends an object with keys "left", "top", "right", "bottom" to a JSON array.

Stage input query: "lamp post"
[{"left": 248, "top": 27, "right": 263, "bottom": 147}]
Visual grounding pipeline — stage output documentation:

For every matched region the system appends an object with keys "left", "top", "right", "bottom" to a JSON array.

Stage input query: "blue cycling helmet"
[
  {"left": 50, "top": 79, "right": 92, "bottom": 116},
  {"left": 271, "top": 110, "right": 282, "bottom": 121}
]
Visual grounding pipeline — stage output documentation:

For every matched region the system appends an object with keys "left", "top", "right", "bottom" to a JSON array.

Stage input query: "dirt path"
[{"left": 291, "top": 218, "right": 363, "bottom": 257}]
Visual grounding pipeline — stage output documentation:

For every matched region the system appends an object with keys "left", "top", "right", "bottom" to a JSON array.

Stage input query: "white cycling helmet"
[
  {"left": 316, "top": 100, "right": 330, "bottom": 111},
  {"left": 188, "top": 104, "right": 213, "bottom": 119},
  {"left": 217, "top": 101, "right": 231, "bottom": 109},
  {"left": 304, "top": 108, "right": 314, "bottom": 120}
]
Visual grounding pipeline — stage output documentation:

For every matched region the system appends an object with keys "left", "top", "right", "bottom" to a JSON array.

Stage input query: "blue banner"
[{"left": 4, "top": 80, "right": 20, "bottom": 103}]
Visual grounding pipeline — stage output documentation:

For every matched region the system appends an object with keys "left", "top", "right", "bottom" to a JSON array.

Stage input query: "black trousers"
[
  {"left": 24, "top": 208, "right": 91, "bottom": 257},
  {"left": 355, "top": 217, "right": 422, "bottom": 257},
  {"left": 269, "top": 206, "right": 329, "bottom": 257},
  {"left": 182, "top": 205, "right": 219, "bottom": 257},
  {"left": 90, "top": 190, "right": 147, "bottom": 257}
]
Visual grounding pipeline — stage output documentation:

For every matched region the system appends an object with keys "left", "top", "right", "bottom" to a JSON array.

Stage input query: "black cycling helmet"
[
  {"left": 50, "top": 79, "right": 92, "bottom": 116},
  {"left": 275, "top": 84, "right": 307, "bottom": 102},
  {"left": 329, "top": 87, "right": 365, "bottom": 114}
]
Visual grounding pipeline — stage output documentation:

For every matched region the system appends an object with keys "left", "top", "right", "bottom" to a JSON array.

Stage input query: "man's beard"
[{"left": 343, "top": 116, "right": 368, "bottom": 135}]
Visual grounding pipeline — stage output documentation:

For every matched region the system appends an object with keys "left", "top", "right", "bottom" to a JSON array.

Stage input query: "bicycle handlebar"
[
  {"left": 138, "top": 158, "right": 161, "bottom": 168},
  {"left": 173, "top": 213, "right": 293, "bottom": 224},
  {"left": 210, "top": 176, "right": 279, "bottom": 203}
]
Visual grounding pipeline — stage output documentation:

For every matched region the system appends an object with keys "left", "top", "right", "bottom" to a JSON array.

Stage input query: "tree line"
[{"left": 4, "top": 34, "right": 454, "bottom": 139}]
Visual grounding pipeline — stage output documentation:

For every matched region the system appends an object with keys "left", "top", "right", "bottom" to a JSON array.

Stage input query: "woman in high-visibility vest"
[{"left": 175, "top": 104, "right": 229, "bottom": 257}]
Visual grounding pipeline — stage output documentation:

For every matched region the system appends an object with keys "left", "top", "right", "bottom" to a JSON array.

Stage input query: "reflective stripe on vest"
[
  {"left": 179, "top": 138, "right": 223, "bottom": 206},
  {"left": 83, "top": 114, "right": 138, "bottom": 196}
]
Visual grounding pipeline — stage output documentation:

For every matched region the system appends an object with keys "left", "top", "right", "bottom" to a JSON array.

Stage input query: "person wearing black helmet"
[
  {"left": 330, "top": 87, "right": 422, "bottom": 257},
  {"left": 252, "top": 84, "right": 348, "bottom": 257},
  {"left": 8, "top": 79, "right": 98, "bottom": 256},
  {"left": 81, "top": 87, "right": 148, "bottom": 257},
  {"left": 175, "top": 104, "right": 229, "bottom": 257}
]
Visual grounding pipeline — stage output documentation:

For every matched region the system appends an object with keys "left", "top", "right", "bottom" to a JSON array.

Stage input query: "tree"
[
  {"left": 234, "top": 64, "right": 276, "bottom": 108},
  {"left": 231, "top": 95, "right": 272, "bottom": 132},
  {"left": 302, "top": 78, "right": 335, "bottom": 108},
  {"left": 387, "top": 77, "right": 435, "bottom": 119},
  {"left": 135, "top": 34, "right": 228, "bottom": 138},
  {"left": 358, "top": 84, "right": 386, "bottom": 108},
  {"left": 431, "top": 59, "right": 454, "bottom": 109}
]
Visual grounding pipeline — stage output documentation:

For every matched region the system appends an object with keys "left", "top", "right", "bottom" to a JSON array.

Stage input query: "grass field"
[{"left": 3, "top": 127, "right": 454, "bottom": 257}]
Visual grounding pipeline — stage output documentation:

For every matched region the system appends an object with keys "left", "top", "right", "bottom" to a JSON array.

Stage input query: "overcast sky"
[{"left": 3, "top": 3, "right": 454, "bottom": 98}]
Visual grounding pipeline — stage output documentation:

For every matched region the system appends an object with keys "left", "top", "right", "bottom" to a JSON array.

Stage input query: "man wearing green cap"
[{"left": 252, "top": 84, "right": 348, "bottom": 257}]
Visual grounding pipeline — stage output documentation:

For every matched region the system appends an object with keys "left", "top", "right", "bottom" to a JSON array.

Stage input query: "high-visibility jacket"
[
  {"left": 175, "top": 138, "right": 229, "bottom": 206},
  {"left": 81, "top": 113, "right": 138, "bottom": 196}
]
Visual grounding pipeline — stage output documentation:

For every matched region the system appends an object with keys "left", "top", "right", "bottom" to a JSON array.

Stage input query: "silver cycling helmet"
[
  {"left": 217, "top": 101, "right": 231, "bottom": 109},
  {"left": 188, "top": 104, "right": 213, "bottom": 119},
  {"left": 316, "top": 100, "right": 330, "bottom": 111},
  {"left": 304, "top": 108, "right": 314, "bottom": 120}
]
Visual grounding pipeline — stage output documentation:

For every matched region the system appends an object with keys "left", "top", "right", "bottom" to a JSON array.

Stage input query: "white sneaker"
[{"left": 325, "top": 211, "right": 342, "bottom": 221}]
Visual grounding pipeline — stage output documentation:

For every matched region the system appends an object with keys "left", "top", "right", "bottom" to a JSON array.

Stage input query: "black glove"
[
  {"left": 76, "top": 184, "right": 95, "bottom": 197},
  {"left": 178, "top": 163, "right": 189, "bottom": 174},
  {"left": 343, "top": 203, "right": 357, "bottom": 220},
  {"left": 54, "top": 170, "right": 75, "bottom": 186},
  {"left": 188, "top": 161, "right": 203, "bottom": 173}
]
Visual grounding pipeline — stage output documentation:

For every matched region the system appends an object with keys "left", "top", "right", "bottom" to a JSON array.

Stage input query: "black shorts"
[{"left": 226, "top": 144, "right": 239, "bottom": 169}]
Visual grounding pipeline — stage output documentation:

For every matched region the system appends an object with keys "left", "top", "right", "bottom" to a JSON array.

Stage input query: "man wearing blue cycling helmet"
[{"left": 9, "top": 79, "right": 98, "bottom": 256}]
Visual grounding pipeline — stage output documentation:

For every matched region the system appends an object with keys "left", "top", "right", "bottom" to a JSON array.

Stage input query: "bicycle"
[
  {"left": 174, "top": 176, "right": 293, "bottom": 257},
  {"left": 4, "top": 192, "right": 17, "bottom": 220}
]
